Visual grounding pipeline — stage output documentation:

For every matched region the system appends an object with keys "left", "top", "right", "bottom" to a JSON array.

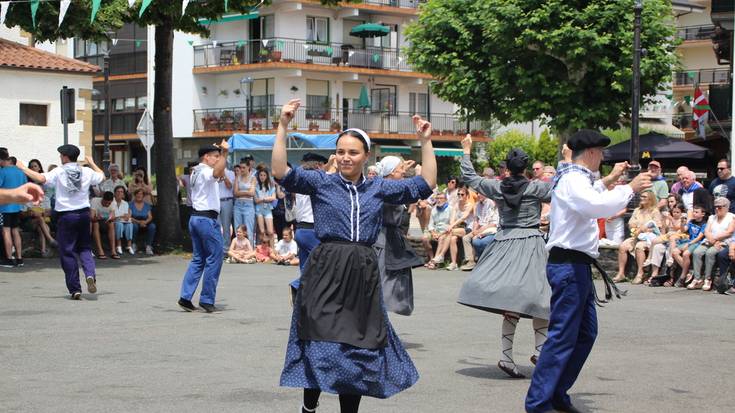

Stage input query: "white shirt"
[
  {"left": 112, "top": 199, "right": 130, "bottom": 222},
  {"left": 217, "top": 169, "right": 235, "bottom": 199},
  {"left": 190, "top": 163, "right": 221, "bottom": 213},
  {"left": 293, "top": 193, "right": 314, "bottom": 223},
  {"left": 547, "top": 170, "right": 633, "bottom": 258},
  {"left": 98, "top": 177, "right": 125, "bottom": 195},
  {"left": 475, "top": 198, "right": 499, "bottom": 234},
  {"left": 274, "top": 239, "right": 298, "bottom": 257},
  {"left": 43, "top": 164, "right": 104, "bottom": 212}
]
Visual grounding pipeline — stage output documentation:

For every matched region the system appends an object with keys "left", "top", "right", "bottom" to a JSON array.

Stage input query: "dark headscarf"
[{"left": 499, "top": 148, "right": 530, "bottom": 209}]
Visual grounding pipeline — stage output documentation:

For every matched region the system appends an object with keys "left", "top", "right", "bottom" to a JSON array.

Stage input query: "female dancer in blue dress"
[{"left": 272, "top": 99, "right": 437, "bottom": 413}]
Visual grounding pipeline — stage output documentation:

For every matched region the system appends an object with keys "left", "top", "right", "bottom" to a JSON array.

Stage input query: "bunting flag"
[
  {"left": 139, "top": 0, "right": 153, "bottom": 17},
  {"left": 692, "top": 87, "right": 710, "bottom": 138},
  {"left": 0, "top": 2, "right": 9, "bottom": 27},
  {"left": 182, "top": 0, "right": 190, "bottom": 16},
  {"left": 30, "top": 0, "right": 40, "bottom": 27},
  {"left": 90, "top": 0, "right": 101, "bottom": 23},
  {"left": 58, "top": 0, "right": 71, "bottom": 28},
  {"left": 187, "top": 39, "right": 194, "bottom": 46},
  {"left": 135, "top": 40, "right": 142, "bottom": 47},
  {"left": 112, "top": 38, "right": 118, "bottom": 46},
  {"left": 127, "top": 0, "right": 136, "bottom": 7},
  {"left": 225, "top": 0, "right": 228, "bottom": 12},
  {"left": 261, "top": 39, "right": 269, "bottom": 47}
]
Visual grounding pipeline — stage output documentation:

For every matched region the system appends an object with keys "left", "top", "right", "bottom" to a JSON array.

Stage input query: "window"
[
  {"left": 306, "top": 79, "right": 330, "bottom": 119},
  {"left": 409, "top": 93, "right": 428, "bottom": 117},
  {"left": 250, "top": 78, "right": 275, "bottom": 117},
  {"left": 262, "top": 15, "right": 275, "bottom": 39},
  {"left": 137, "top": 96, "right": 147, "bottom": 109},
  {"left": 306, "top": 17, "right": 329, "bottom": 43},
  {"left": 125, "top": 97, "right": 136, "bottom": 111},
  {"left": 114, "top": 99, "right": 124, "bottom": 112},
  {"left": 19, "top": 104, "right": 48, "bottom": 126}
]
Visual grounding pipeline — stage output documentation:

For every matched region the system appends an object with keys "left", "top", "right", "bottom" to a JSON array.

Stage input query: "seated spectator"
[
  {"left": 270, "top": 228, "right": 299, "bottom": 266},
  {"left": 91, "top": 191, "right": 116, "bottom": 259},
  {"left": 130, "top": 188, "right": 156, "bottom": 256},
  {"left": 95, "top": 163, "right": 124, "bottom": 197},
  {"left": 112, "top": 185, "right": 134, "bottom": 255},
  {"left": 461, "top": 193, "right": 498, "bottom": 271},
  {"left": 613, "top": 190, "right": 662, "bottom": 284},
  {"left": 664, "top": 193, "right": 683, "bottom": 214},
  {"left": 602, "top": 179, "right": 628, "bottom": 245},
  {"left": 24, "top": 159, "right": 55, "bottom": 256},
  {"left": 254, "top": 241, "right": 272, "bottom": 263},
  {"left": 227, "top": 225, "right": 256, "bottom": 264},
  {"left": 422, "top": 193, "right": 453, "bottom": 269},
  {"left": 445, "top": 176, "right": 459, "bottom": 208},
  {"left": 646, "top": 202, "right": 687, "bottom": 285},
  {"left": 671, "top": 205, "right": 707, "bottom": 286},
  {"left": 689, "top": 197, "right": 735, "bottom": 291},
  {"left": 647, "top": 160, "right": 669, "bottom": 209},
  {"left": 678, "top": 171, "right": 712, "bottom": 216},
  {"left": 127, "top": 167, "right": 153, "bottom": 204},
  {"left": 709, "top": 159, "right": 735, "bottom": 214},
  {"left": 367, "top": 165, "right": 379, "bottom": 179},
  {"left": 445, "top": 187, "right": 475, "bottom": 271},
  {"left": 716, "top": 236, "right": 735, "bottom": 295}
]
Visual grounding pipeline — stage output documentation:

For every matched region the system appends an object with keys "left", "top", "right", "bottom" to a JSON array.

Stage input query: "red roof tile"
[{"left": 0, "top": 38, "right": 99, "bottom": 74}]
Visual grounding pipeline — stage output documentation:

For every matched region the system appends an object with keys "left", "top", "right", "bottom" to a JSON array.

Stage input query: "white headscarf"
[{"left": 376, "top": 156, "right": 402, "bottom": 178}]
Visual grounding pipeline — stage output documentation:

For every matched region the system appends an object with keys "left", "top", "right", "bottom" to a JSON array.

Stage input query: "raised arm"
[
  {"left": 213, "top": 139, "right": 229, "bottom": 179},
  {"left": 413, "top": 115, "right": 436, "bottom": 189},
  {"left": 17, "top": 160, "right": 46, "bottom": 184},
  {"left": 272, "top": 99, "right": 300, "bottom": 179},
  {"left": 460, "top": 135, "right": 500, "bottom": 197}
]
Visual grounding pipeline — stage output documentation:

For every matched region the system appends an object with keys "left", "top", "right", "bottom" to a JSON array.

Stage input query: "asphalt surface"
[{"left": 1, "top": 255, "right": 733, "bottom": 412}]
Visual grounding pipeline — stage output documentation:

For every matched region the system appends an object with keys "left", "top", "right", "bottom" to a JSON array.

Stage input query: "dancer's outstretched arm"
[{"left": 272, "top": 99, "right": 300, "bottom": 180}]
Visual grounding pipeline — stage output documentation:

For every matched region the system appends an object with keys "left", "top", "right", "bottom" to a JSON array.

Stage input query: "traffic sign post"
[{"left": 136, "top": 109, "right": 155, "bottom": 181}]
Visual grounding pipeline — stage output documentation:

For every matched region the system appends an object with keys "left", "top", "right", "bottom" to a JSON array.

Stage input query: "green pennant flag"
[
  {"left": 30, "top": 0, "right": 40, "bottom": 28},
  {"left": 139, "top": 0, "right": 154, "bottom": 17},
  {"left": 276, "top": 40, "right": 284, "bottom": 49},
  {"left": 187, "top": 40, "right": 194, "bottom": 46},
  {"left": 236, "top": 40, "right": 245, "bottom": 47},
  {"left": 372, "top": 53, "right": 380, "bottom": 63},
  {"left": 135, "top": 40, "right": 142, "bottom": 47},
  {"left": 90, "top": 0, "right": 101, "bottom": 23},
  {"left": 687, "top": 71, "right": 696, "bottom": 79}
]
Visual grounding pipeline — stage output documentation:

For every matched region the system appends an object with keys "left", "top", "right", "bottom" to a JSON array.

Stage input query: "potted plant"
[
  {"left": 252, "top": 120, "right": 263, "bottom": 130},
  {"left": 308, "top": 121, "right": 319, "bottom": 131},
  {"left": 271, "top": 114, "right": 280, "bottom": 129},
  {"left": 330, "top": 120, "right": 342, "bottom": 132},
  {"left": 292, "top": 122, "right": 299, "bottom": 131}
]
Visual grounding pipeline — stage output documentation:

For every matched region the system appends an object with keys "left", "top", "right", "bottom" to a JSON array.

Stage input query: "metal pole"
[
  {"left": 246, "top": 84, "right": 251, "bottom": 134},
  {"left": 731, "top": 13, "right": 735, "bottom": 162},
  {"left": 629, "top": 0, "right": 643, "bottom": 175},
  {"left": 61, "top": 86, "right": 69, "bottom": 145},
  {"left": 103, "top": 53, "right": 111, "bottom": 172}
]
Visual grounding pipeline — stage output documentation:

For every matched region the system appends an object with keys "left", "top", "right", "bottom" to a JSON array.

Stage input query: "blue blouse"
[{"left": 279, "top": 167, "right": 432, "bottom": 244}]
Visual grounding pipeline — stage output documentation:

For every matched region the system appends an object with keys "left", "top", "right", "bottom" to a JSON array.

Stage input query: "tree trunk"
[{"left": 153, "top": 18, "right": 182, "bottom": 251}]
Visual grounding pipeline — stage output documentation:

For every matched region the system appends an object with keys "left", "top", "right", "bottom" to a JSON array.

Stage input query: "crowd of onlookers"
[{"left": 0, "top": 147, "right": 157, "bottom": 267}]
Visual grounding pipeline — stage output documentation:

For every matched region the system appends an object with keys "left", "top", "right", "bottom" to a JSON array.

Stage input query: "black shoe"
[
  {"left": 552, "top": 403, "right": 582, "bottom": 413},
  {"left": 0, "top": 258, "right": 14, "bottom": 268},
  {"left": 199, "top": 302, "right": 217, "bottom": 313},
  {"left": 86, "top": 277, "right": 97, "bottom": 294},
  {"left": 530, "top": 355, "right": 538, "bottom": 365},
  {"left": 178, "top": 298, "right": 197, "bottom": 312},
  {"left": 71, "top": 292, "right": 81, "bottom": 300},
  {"left": 15, "top": 258, "right": 24, "bottom": 267}
]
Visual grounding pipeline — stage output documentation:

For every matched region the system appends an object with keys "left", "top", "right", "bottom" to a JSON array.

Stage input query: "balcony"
[
  {"left": 193, "top": 38, "right": 423, "bottom": 77},
  {"left": 360, "top": 0, "right": 423, "bottom": 8},
  {"left": 673, "top": 68, "right": 730, "bottom": 86},
  {"left": 676, "top": 25, "right": 715, "bottom": 42},
  {"left": 192, "top": 105, "right": 489, "bottom": 140}
]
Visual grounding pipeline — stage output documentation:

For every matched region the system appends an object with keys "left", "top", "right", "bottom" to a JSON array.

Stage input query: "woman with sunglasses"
[{"left": 457, "top": 135, "right": 553, "bottom": 379}]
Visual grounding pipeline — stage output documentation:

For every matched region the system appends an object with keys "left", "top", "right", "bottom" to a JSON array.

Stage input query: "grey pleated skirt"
[{"left": 457, "top": 230, "right": 551, "bottom": 320}]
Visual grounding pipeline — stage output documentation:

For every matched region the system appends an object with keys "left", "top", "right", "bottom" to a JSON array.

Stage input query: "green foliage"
[
  {"left": 483, "top": 129, "right": 559, "bottom": 171},
  {"left": 405, "top": 0, "right": 678, "bottom": 135}
]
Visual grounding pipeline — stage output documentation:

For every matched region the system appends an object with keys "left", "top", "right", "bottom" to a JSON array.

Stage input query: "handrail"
[
  {"left": 673, "top": 68, "right": 730, "bottom": 85},
  {"left": 676, "top": 24, "right": 716, "bottom": 41}
]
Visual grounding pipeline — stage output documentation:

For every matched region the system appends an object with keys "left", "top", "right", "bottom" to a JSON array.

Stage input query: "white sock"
[
  {"left": 501, "top": 315, "right": 519, "bottom": 370},
  {"left": 533, "top": 318, "right": 549, "bottom": 356}
]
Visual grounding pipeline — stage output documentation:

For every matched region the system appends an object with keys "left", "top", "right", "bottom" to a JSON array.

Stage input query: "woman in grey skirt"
[
  {"left": 457, "top": 136, "right": 552, "bottom": 378},
  {"left": 373, "top": 156, "right": 425, "bottom": 316}
]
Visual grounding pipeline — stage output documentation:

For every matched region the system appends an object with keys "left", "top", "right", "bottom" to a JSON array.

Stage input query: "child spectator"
[
  {"left": 112, "top": 185, "right": 134, "bottom": 255},
  {"left": 227, "top": 225, "right": 256, "bottom": 264},
  {"left": 255, "top": 241, "right": 272, "bottom": 263},
  {"left": 270, "top": 228, "right": 299, "bottom": 266},
  {"left": 91, "top": 191, "right": 116, "bottom": 259},
  {"left": 671, "top": 205, "right": 707, "bottom": 287}
]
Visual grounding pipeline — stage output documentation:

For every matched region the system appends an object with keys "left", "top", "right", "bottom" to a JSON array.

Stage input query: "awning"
[
  {"left": 434, "top": 148, "right": 464, "bottom": 157},
  {"left": 228, "top": 133, "right": 338, "bottom": 150},
  {"left": 603, "top": 131, "right": 708, "bottom": 162},
  {"left": 640, "top": 119, "right": 685, "bottom": 139},
  {"left": 380, "top": 145, "right": 412, "bottom": 155}
]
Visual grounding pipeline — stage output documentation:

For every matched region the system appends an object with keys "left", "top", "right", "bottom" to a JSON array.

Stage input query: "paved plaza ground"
[{"left": 1, "top": 255, "right": 733, "bottom": 412}]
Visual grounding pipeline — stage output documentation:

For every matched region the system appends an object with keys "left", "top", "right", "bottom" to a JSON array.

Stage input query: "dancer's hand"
[
  {"left": 413, "top": 115, "right": 432, "bottom": 141},
  {"left": 462, "top": 134, "right": 472, "bottom": 155},
  {"left": 281, "top": 99, "right": 301, "bottom": 125},
  {"left": 629, "top": 172, "right": 652, "bottom": 193},
  {"left": 1, "top": 183, "right": 44, "bottom": 205}
]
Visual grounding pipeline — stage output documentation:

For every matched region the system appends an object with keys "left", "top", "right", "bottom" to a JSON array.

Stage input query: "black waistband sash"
[
  {"left": 297, "top": 241, "right": 386, "bottom": 349},
  {"left": 548, "top": 247, "right": 626, "bottom": 306},
  {"left": 191, "top": 210, "right": 219, "bottom": 220}
]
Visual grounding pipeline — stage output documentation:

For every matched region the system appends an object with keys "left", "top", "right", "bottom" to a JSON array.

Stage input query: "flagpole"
[
  {"left": 629, "top": 0, "right": 643, "bottom": 177},
  {"left": 731, "top": 12, "right": 735, "bottom": 163}
]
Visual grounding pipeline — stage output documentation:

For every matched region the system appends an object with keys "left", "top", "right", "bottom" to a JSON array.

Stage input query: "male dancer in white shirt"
[
  {"left": 178, "top": 140, "right": 229, "bottom": 313},
  {"left": 525, "top": 130, "right": 651, "bottom": 413}
]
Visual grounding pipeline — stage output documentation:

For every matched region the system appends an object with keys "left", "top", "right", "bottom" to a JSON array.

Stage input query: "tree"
[
  {"left": 405, "top": 0, "right": 678, "bottom": 140},
  {"left": 4, "top": 0, "right": 346, "bottom": 251}
]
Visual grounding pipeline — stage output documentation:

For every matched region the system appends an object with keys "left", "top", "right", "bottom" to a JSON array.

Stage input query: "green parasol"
[{"left": 350, "top": 23, "right": 390, "bottom": 38}]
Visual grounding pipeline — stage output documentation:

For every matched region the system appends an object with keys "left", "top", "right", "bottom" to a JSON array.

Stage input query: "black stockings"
[{"left": 302, "top": 389, "right": 361, "bottom": 413}]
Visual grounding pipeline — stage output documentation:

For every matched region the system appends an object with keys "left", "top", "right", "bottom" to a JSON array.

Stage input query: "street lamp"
[
  {"left": 240, "top": 76, "right": 254, "bottom": 133},
  {"left": 103, "top": 51, "right": 111, "bottom": 172},
  {"left": 629, "top": 0, "right": 643, "bottom": 177}
]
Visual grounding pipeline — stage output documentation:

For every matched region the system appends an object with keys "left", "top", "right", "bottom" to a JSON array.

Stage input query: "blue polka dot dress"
[{"left": 277, "top": 167, "right": 432, "bottom": 398}]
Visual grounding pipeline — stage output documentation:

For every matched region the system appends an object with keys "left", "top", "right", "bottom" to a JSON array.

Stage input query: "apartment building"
[{"left": 170, "top": 0, "right": 485, "bottom": 164}]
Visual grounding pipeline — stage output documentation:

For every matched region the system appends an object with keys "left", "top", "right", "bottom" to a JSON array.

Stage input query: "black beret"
[
  {"left": 57, "top": 144, "right": 80, "bottom": 159},
  {"left": 567, "top": 129, "right": 611, "bottom": 151},
  {"left": 302, "top": 152, "right": 328, "bottom": 163},
  {"left": 198, "top": 145, "right": 221, "bottom": 158},
  {"left": 505, "top": 148, "right": 529, "bottom": 174}
]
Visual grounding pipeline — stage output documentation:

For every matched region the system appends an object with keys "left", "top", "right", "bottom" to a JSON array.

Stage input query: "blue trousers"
[
  {"left": 294, "top": 227, "right": 320, "bottom": 274},
  {"left": 180, "top": 216, "right": 224, "bottom": 305},
  {"left": 471, "top": 234, "right": 495, "bottom": 258},
  {"left": 132, "top": 222, "right": 156, "bottom": 246},
  {"left": 526, "top": 263, "right": 598, "bottom": 413},
  {"left": 233, "top": 199, "right": 256, "bottom": 244},
  {"left": 716, "top": 247, "right": 735, "bottom": 287}
]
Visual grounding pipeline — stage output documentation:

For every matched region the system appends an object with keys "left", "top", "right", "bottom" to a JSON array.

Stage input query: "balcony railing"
[
  {"left": 676, "top": 25, "right": 715, "bottom": 41},
  {"left": 93, "top": 110, "right": 144, "bottom": 135},
  {"left": 193, "top": 105, "right": 488, "bottom": 137},
  {"left": 673, "top": 68, "right": 730, "bottom": 86},
  {"left": 359, "top": 0, "right": 425, "bottom": 8},
  {"left": 193, "top": 38, "right": 412, "bottom": 72}
]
